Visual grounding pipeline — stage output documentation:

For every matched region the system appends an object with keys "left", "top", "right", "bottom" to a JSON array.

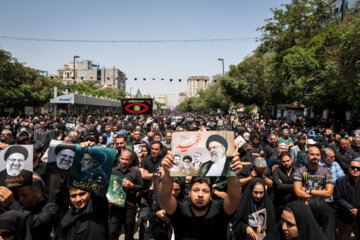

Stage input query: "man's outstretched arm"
[
  {"left": 160, "top": 152, "right": 177, "bottom": 215},
  {"left": 224, "top": 151, "right": 243, "bottom": 215}
]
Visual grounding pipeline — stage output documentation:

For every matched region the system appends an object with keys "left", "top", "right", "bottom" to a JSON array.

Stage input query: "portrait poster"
[
  {"left": 47, "top": 140, "right": 77, "bottom": 175},
  {"left": 170, "top": 131, "right": 235, "bottom": 177},
  {"left": 69, "top": 146, "right": 117, "bottom": 195},
  {"left": 249, "top": 208, "right": 267, "bottom": 240},
  {"left": 133, "top": 144, "right": 145, "bottom": 155},
  {"left": 0, "top": 145, "right": 33, "bottom": 188},
  {"left": 65, "top": 123, "right": 76, "bottom": 135},
  {"left": 106, "top": 175, "right": 126, "bottom": 207}
]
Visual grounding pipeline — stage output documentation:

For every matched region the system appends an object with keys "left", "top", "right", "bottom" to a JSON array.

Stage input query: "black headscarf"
[
  {"left": 308, "top": 197, "right": 336, "bottom": 240},
  {"left": 0, "top": 210, "right": 32, "bottom": 240},
  {"left": 173, "top": 177, "right": 187, "bottom": 202},
  {"left": 232, "top": 178, "right": 276, "bottom": 238},
  {"left": 265, "top": 201, "right": 327, "bottom": 240}
]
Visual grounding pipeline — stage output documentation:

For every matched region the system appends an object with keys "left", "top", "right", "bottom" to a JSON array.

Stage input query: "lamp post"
[
  {"left": 73, "top": 55, "right": 80, "bottom": 93},
  {"left": 217, "top": 58, "right": 225, "bottom": 77},
  {"left": 130, "top": 87, "right": 133, "bottom": 98}
]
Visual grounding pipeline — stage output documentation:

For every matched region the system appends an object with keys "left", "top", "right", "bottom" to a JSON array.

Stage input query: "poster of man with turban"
[
  {"left": 0, "top": 145, "right": 33, "bottom": 188},
  {"left": 171, "top": 131, "right": 235, "bottom": 177},
  {"left": 106, "top": 175, "right": 126, "bottom": 207},
  {"left": 47, "top": 140, "right": 77, "bottom": 175},
  {"left": 69, "top": 145, "right": 117, "bottom": 195}
]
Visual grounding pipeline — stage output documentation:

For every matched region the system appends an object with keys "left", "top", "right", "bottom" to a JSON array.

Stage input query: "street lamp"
[
  {"left": 73, "top": 55, "right": 80, "bottom": 93},
  {"left": 130, "top": 87, "right": 133, "bottom": 98},
  {"left": 217, "top": 58, "right": 225, "bottom": 77}
]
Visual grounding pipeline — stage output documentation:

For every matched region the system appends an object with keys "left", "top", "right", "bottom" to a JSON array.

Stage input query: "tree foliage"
[
  {"left": 176, "top": 81, "right": 231, "bottom": 113},
  {"left": 0, "top": 49, "right": 126, "bottom": 113},
  {"left": 218, "top": 0, "right": 360, "bottom": 119},
  {"left": 0, "top": 49, "right": 65, "bottom": 112},
  {"left": 71, "top": 81, "right": 125, "bottom": 100}
]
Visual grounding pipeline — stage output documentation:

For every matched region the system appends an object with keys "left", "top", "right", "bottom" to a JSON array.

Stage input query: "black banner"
[{"left": 121, "top": 98, "right": 153, "bottom": 116}]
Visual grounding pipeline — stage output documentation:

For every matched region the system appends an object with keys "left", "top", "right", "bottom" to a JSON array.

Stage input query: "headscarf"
[
  {"left": 173, "top": 177, "right": 186, "bottom": 202},
  {"left": 308, "top": 196, "right": 336, "bottom": 240},
  {"left": 265, "top": 201, "right": 327, "bottom": 240},
  {"left": 0, "top": 210, "right": 32, "bottom": 240},
  {"left": 232, "top": 178, "right": 276, "bottom": 238}
]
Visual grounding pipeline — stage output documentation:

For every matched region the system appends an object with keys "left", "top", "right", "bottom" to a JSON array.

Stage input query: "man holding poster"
[
  {"left": 171, "top": 131, "right": 235, "bottom": 177},
  {"left": 109, "top": 149, "right": 143, "bottom": 240},
  {"left": 160, "top": 150, "right": 243, "bottom": 240}
]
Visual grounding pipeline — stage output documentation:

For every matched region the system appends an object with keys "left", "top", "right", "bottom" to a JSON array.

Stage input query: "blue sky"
[{"left": 0, "top": 0, "right": 291, "bottom": 105}]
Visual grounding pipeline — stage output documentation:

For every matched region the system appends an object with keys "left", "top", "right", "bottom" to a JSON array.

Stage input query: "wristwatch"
[{"left": 305, "top": 188, "right": 312, "bottom": 194}]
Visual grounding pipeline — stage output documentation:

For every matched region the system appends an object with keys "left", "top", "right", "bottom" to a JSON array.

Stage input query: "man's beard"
[{"left": 190, "top": 198, "right": 210, "bottom": 211}]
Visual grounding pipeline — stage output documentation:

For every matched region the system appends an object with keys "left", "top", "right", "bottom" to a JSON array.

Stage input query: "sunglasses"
[
  {"left": 0, "top": 231, "right": 14, "bottom": 238},
  {"left": 350, "top": 166, "right": 360, "bottom": 171}
]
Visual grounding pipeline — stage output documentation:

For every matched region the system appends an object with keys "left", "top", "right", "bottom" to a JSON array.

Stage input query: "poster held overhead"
[
  {"left": 0, "top": 145, "right": 33, "bottom": 188},
  {"left": 47, "top": 140, "right": 76, "bottom": 175},
  {"left": 170, "top": 131, "right": 235, "bottom": 177},
  {"left": 69, "top": 145, "right": 117, "bottom": 195}
]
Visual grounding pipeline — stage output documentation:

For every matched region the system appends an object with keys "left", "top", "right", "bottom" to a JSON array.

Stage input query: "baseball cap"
[{"left": 18, "top": 128, "right": 29, "bottom": 135}]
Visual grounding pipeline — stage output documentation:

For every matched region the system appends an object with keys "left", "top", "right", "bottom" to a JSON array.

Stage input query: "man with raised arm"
[{"left": 160, "top": 151, "right": 243, "bottom": 240}]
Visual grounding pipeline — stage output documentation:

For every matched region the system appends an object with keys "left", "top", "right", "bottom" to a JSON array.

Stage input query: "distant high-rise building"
[
  {"left": 154, "top": 95, "right": 168, "bottom": 105},
  {"left": 57, "top": 60, "right": 126, "bottom": 91},
  {"left": 178, "top": 91, "right": 186, "bottom": 104},
  {"left": 186, "top": 76, "right": 210, "bottom": 98}
]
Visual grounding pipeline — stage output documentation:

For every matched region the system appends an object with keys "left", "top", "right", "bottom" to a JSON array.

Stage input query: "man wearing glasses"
[
  {"left": 0, "top": 145, "right": 33, "bottom": 187},
  {"left": 293, "top": 145, "right": 334, "bottom": 201},
  {"left": 334, "top": 157, "right": 360, "bottom": 240}
]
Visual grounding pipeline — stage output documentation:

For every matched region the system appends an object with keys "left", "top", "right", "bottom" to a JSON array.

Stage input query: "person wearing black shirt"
[
  {"left": 239, "top": 157, "right": 273, "bottom": 191},
  {"left": 264, "top": 134, "right": 278, "bottom": 161},
  {"left": 272, "top": 152, "right": 297, "bottom": 219},
  {"left": 335, "top": 138, "right": 351, "bottom": 174},
  {"left": 55, "top": 188, "right": 109, "bottom": 240},
  {"left": 160, "top": 151, "right": 243, "bottom": 240},
  {"left": 138, "top": 141, "right": 163, "bottom": 240},
  {"left": 109, "top": 150, "right": 143, "bottom": 240},
  {"left": 113, "top": 135, "right": 139, "bottom": 168},
  {"left": 333, "top": 158, "right": 360, "bottom": 240}
]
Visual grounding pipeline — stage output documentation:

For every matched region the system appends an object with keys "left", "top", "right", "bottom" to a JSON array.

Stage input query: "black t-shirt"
[
  {"left": 140, "top": 155, "right": 162, "bottom": 199},
  {"left": 169, "top": 200, "right": 232, "bottom": 240}
]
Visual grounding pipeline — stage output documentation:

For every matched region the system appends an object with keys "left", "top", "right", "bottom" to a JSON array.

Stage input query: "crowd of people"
[{"left": 0, "top": 112, "right": 359, "bottom": 240}]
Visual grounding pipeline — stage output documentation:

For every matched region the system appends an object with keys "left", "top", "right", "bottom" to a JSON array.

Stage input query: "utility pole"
[
  {"left": 341, "top": 0, "right": 346, "bottom": 20},
  {"left": 73, "top": 56, "right": 80, "bottom": 93}
]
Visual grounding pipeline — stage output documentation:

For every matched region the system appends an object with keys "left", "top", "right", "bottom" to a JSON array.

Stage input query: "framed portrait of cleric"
[
  {"left": 65, "top": 123, "right": 75, "bottom": 135},
  {"left": 47, "top": 140, "right": 77, "bottom": 175},
  {"left": 133, "top": 144, "right": 146, "bottom": 155},
  {"left": 69, "top": 146, "right": 117, "bottom": 195},
  {"left": 0, "top": 145, "right": 33, "bottom": 188},
  {"left": 106, "top": 175, "right": 126, "bottom": 207},
  {"left": 170, "top": 131, "right": 235, "bottom": 177},
  {"left": 249, "top": 208, "right": 267, "bottom": 240}
]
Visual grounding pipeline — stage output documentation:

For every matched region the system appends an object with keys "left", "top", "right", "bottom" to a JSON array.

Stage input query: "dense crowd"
[{"left": 0, "top": 112, "right": 359, "bottom": 240}]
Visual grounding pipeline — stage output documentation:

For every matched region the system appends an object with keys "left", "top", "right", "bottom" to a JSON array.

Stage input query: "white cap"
[{"left": 306, "top": 139, "right": 317, "bottom": 145}]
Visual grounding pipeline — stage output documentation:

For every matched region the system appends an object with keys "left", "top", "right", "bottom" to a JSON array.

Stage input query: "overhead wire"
[{"left": 0, "top": 35, "right": 257, "bottom": 43}]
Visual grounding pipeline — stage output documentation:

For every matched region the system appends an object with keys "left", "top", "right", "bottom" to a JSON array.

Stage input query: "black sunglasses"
[
  {"left": 0, "top": 231, "right": 14, "bottom": 238},
  {"left": 350, "top": 166, "right": 360, "bottom": 171}
]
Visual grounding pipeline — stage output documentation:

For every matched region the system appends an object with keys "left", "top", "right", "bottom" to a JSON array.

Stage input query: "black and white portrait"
[
  {"left": 48, "top": 140, "right": 76, "bottom": 172},
  {"left": 0, "top": 145, "right": 33, "bottom": 187}
]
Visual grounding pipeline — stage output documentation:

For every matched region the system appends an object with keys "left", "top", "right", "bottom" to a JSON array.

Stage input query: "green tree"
[{"left": 0, "top": 49, "right": 65, "bottom": 112}]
